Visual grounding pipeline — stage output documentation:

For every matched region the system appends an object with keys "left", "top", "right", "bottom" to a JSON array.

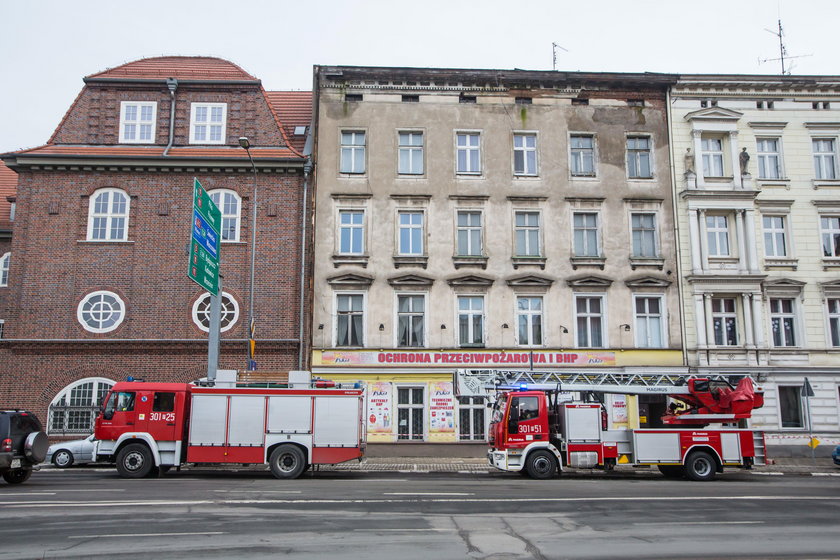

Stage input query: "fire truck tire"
[
  {"left": 116, "top": 443, "right": 154, "bottom": 478},
  {"left": 684, "top": 450, "right": 717, "bottom": 482},
  {"left": 269, "top": 444, "right": 306, "bottom": 479},
  {"left": 525, "top": 450, "right": 558, "bottom": 479},
  {"left": 657, "top": 465, "right": 685, "bottom": 478}
]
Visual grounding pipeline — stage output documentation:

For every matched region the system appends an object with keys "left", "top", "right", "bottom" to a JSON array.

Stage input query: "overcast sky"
[{"left": 2, "top": 0, "right": 838, "bottom": 153}]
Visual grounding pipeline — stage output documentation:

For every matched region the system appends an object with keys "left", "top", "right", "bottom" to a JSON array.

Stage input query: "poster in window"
[
  {"left": 610, "top": 394, "right": 628, "bottom": 425},
  {"left": 428, "top": 381, "right": 455, "bottom": 434},
  {"left": 367, "top": 382, "right": 392, "bottom": 434}
]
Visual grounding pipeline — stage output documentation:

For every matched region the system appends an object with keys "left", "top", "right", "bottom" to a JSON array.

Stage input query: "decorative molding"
[
  {"left": 506, "top": 275, "right": 555, "bottom": 288},
  {"left": 326, "top": 273, "right": 374, "bottom": 287},
  {"left": 625, "top": 276, "right": 671, "bottom": 288},
  {"left": 387, "top": 273, "right": 434, "bottom": 287},
  {"left": 566, "top": 275, "right": 613, "bottom": 289},
  {"left": 446, "top": 275, "right": 494, "bottom": 288}
]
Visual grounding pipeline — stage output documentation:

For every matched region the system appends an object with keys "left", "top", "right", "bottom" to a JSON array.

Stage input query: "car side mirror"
[{"left": 103, "top": 410, "right": 114, "bottom": 421}]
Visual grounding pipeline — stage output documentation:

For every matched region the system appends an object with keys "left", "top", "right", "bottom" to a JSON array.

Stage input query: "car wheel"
[
  {"left": 3, "top": 469, "right": 32, "bottom": 484},
  {"left": 116, "top": 443, "right": 153, "bottom": 478},
  {"left": 684, "top": 450, "right": 717, "bottom": 482},
  {"left": 525, "top": 450, "right": 558, "bottom": 480},
  {"left": 52, "top": 449, "right": 74, "bottom": 469},
  {"left": 269, "top": 444, "right": 306, "bottom": 480}
]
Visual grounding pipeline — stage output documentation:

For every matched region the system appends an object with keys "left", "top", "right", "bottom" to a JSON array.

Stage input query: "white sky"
[{"left": 2, "top": 0, "right": 838, "bottom": 153}]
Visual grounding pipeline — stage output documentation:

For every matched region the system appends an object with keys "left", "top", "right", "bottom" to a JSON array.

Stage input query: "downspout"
[
  {"left": 162, "top": 78, "right": 178, "bottom": 156},
  {"left": 298, "top": 155, "right": 312, "bottom": 370}
]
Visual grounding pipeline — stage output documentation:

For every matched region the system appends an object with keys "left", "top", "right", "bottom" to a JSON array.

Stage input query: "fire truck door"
[
  {"left": 146, "top": 391, "right": 179, "bottom": 441},
  {"left": 506, "top": 395, "right": 544, "bottom": 444},
  {"left": 98, "top": 390, "right": 139, "bottom": 441}
]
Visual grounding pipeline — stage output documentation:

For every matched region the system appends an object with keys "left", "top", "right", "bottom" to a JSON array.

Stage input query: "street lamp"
[{"left": 239, "top": 136, "right": 258, "bottom": 370}]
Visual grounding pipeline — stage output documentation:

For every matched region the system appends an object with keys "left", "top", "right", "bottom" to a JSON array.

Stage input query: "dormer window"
[
  {"left": 190, "top": 103, "right": 227, "bottom": 144},
  {"left": 119, "top": 102, "right": 157, "bottom": 144}
]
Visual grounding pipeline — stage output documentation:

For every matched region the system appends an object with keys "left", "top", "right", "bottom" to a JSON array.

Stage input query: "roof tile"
[{"left": 87, "top": 56, "right": 258, "bottom": 81}]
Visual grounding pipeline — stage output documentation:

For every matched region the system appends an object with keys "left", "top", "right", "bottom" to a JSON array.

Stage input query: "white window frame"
[
  {"left": 514, "top": 211, "right": 541, "bottom": 257},
  {"left": 340, "top": 130, "right": 366, "bottom": 175},
  {"left": 812, "top": 137, "right": 838, "bottom": 180},
  {"left": 756, "top": 137, "right": 783, "bottom": 180},
  {"left": 208, "top": 189, "right": 241, "bottom": 242},
  {"left": 192, "top": 291, "right": 239, "bottom": 333},
  {"left": 574, "top": 294, "right": 606, "bottom": 348},
  {"left": 769, "top": 298, "right": 799, "bottom": 347},
  {"left": 457, "top": 396, "right": 487, "bottom": 441},
  {"left": 701, "top": 135, "right": 725, "bottom": 177},
  {"left": 398, "top": 131, "right": 424, "bottom": 175},
  {"left": 827, "top": 298, "right": 840, "bottom": 348},
  {"left": 338, "top": 209, "right": 366, "bottom": 255},
  {"left": 0, "top": 252, "right": 9, "bottom": 287},
  {"left": 516, "top": 296, "right": 544, "bottom": 347},
  {"left": 569, "top": 134, "right": 596, "bottom": 177},
  {"left": 457, "top": 295, "right": 485, "bottom": 347},
  {"left": 513, "top": 132, "right": 538, "bottom": 176},
  {"left": 335, "top": 292, "right": 365, "bottom": 347},
  {"left": 455, "top": 210, "right": 483, "bottom": 256},
  {"left": 396, "top": 385, "right": 426, "bottom": 441},
  {"left": 189, "top": 102, "right": 227, "bottom": 145},
  {"left": 633, "top": 295, "right": 665, "bottom": 348},
  {"left": 572, "top": 212, "right": 600, "bottom": 257},
  {"left": 0, "top": 319, "right": 4, "bottom": 340},
  {"left": 119, "top": 101, "right": 157, "bottom": 144},
  {"left": 48, "top": 377, "right": 116, "bottom": 435},
  {"left": 777, "top": 385, "right": 805, "bottom": 430},
  {"left": 397, "top": 210, "right": 425, "bottom": 256},
  {"left": 77, "top": 290, "right": 126, "bottom": 334},
  {"left": 706, "top": 215, "right": 731, "bottom": 257},
  {"left": 396, "top": 293, "right": 426, "bottom": 348},
  {"left": 87, "top": 188, "right": 130, "bottom": 241},
  {"left": 456, "top": 132, "right": 481, "bottom": 175},
  {"left": 762, "top": 215, "right": 788, "bottom": 258},
  {"left": 711, "top": 297, "right": 739, "bottom": 346},
  {"left": 820, "top": 215, "right": 840, "bottom": 258},
  {"left": 630, "top": 212, "right": 658, "bottom": 258},
  {"left": 626, "top": 135, "right": 652, "bottom": 179}
]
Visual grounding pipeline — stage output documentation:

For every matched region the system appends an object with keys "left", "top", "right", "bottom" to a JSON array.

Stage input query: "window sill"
[
  {"left": 78, "top": 240, "right": 134, "bottom": 244},
  {"left": 570, "top": 174, "right": 598, "bottom": 181},
  {"left": 455, "top": 173, "right": 484, "bottom": 179},
  {"left": 513, "top": 174, "right": 540, "bottom": 180},
  {"left": 512, "top": 256, "right": 546, "bottom": 270},
  {"left": 757, "top": 178, "right": 790, "bottom": 189},
  {"left": 452, "top": 256, "right": 488, "bottom": 269},
  {"left": 629, "top": 257, "right": 664, "bottom": 270},
  {"left": 627, "top": 176, "right": 655, "bottom": 182},
  {"left": 570, "top": 256, "right": 605, "bottom": 270},
  {"left": 338, "top": 173, "right": 367, "bottom": 179},
  {"left": 333, "top": 254, "right": 369, "bottom": 268},
  {"left": 393, "top": 255, "right": 428, "bottom": 269},
  {"left": 813, "top": 179, "right": 840, "bottom": 189},
  {"left": 396, "top": 174, "right": 426, "bottom": 180},
  {"left": 764, "top": 258, "right": 798, "bottom": 270},
  {"left": 823, "top": 259, "right": 840, "bottom": 271}
]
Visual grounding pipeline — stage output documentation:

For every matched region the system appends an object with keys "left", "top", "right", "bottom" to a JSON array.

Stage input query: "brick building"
[
  {"left": 0, "top": 162, "right": 16, "bottom": 337},
  {"left": 0, "top": 57, "right": 312, "bottom": 435}
]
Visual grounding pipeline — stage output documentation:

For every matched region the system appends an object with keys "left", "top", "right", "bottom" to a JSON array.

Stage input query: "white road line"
[
  {"left": 812, "top": 473, "right": 840, "bottom": 477},
  {"left": 56, "top": 489, "right": 125, "bottom": 493},
  {"left": 383, "top": 492, "right": 475, "bottom": 496},
  {"left": 633, "top": 521, "right": 764, "bottom": 525},
  {"left": 213, "top": 490, "right": 302, "bottom": 494},
  {"left": 353, "top": 528, "right": 456, "bottom": 532},
  {"left": 751, "top": 472, "right": 784, "bottom": 476},
  {"left": 0, "top": 492, "right": 56, "bottom": 496},
  {"left": 69, "top": 532, "right": 226, "bottom": 539}
]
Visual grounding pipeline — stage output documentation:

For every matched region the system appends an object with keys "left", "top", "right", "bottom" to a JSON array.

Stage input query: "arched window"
[
  {"left": 208, "top": 189, "right": 241, "bottom": 242},
  {"left": 48, "top": 377, "right": 115, "bottom": 435},
  {"left": 0, "top": 252, "right": 9, "bottom": 286},
  {"left": 192, "top": 291, "right": 239, "bottom": 332},
  {"left": 77, "top": 290, "right": 126, "bottom": 333},
  {"left": 87, "top": 188, "right": 129, "bottom": 241}
]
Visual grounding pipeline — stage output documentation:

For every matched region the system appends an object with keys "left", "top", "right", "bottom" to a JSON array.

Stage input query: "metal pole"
[
  {"left": 208, "top": 275, "right": 222, "bottom": 382},
  {"left": 244, "top": 146, "right": 258, "bottom": 371}
]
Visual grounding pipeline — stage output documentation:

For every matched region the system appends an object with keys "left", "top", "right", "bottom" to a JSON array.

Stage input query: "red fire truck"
[
  {"left": 94, "top": 371, "right": 366, "bottom": 479},
  {"left": 455, "top": 369, "right": 767, "bottom": 481}
]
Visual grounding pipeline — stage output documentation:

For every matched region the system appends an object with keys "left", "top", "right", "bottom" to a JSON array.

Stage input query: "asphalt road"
[{"left": 2, "top": 468, "right": 839, "bottom": 559}]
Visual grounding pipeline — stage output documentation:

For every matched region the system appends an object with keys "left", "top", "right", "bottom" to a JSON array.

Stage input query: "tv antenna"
[
  {"left": 758, "top": 19, "right": 811, "bottom": 75},
  {"left": 552, "top": 42, "right": 568, "bottom": 71}
]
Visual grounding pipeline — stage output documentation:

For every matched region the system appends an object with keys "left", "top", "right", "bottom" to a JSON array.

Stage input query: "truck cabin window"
[
  {"left": 153, "top": 392, "right": 175, "bottom": 412},
  {"left": 508, "top": 396, "right": 540, "bottom": 432},
  {"left": 104, "top": 391, "right": 136, "bottom": 419}
]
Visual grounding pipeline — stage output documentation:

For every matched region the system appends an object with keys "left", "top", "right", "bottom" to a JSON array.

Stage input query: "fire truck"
[
  {"left": 455, "top": 369, "right": 767, "bottom": 481},
  {"left": 94, "top": 371, "right": 366, "bottom": 479}
]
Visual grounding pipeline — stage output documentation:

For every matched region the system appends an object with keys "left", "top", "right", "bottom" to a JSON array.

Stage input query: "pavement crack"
[
  {"left": 450, "top": 516, "right": 481, "bottom": 556},
  {"left": 502, "top": 518, "right": 547, "bottom": 560}
]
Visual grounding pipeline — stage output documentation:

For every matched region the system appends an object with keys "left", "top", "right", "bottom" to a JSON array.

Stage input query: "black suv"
[{"left": 0, "top": 410, "right": 48, "bottom": 484}]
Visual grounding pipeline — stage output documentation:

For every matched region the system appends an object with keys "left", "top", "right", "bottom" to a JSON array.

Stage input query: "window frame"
[
  {"left": 189, "top": 102, "right": 227, "bottom": 145},
  {"left": 513, "top": 132, "right": 538, "bottom": 176},
  {"left": 711, "top": 297, "right": 739, "bottom": 346},
  {"left": 569, "top": 134, "right": 596, "bottom": 178},
  {"left": 119, "top": 101, "right": 157, "bottom": 144},
  {"left": 812, "top": 137, "right": 838, "bottom": 180},
  {"left": 47, "top": 377, "right": 116, "bottom": 436},
  {"left": 86, "top": 188, "right": 130, "bottom": 241},
  {"left": 398, "top": 130, "right": 424, "bottom": 175},
  {"left": 633, "top": 294, "right": 666, "bottom": 348},
  {"left": 630, "top": 212, "right": 659, "bottom": 258},
  {"left": 396, "top": 385, "right": 426, "bottom": 441},
  {"left": 457, "top": 396, "right": 487, "bottom": 441},
  {"left": 626, "top": 135, "right": 653, "bottom": 179},
  {"left": 335, "top": 292, "right": 366, "bottom": 347},
  {"left": 397, "top": 210, "right": 425, "bottom": 256},
  {"left": 514, "top": 211, "right": 542, "bottom": 257},
  {"left": 337, "top": 209, "right": 366, "bottom": 255},
  {"left": 340, "top": 130, "right": 367, "bottom": 175},
  {"left": 516, "top": 296, "right": 544, "bottom": 347},
  {"left": 820, "top": 215, "right": 840, "bottom": 258},
  {"left": 0, "top": 252, "right": 9, "bottom": 287},
  {"left": 208, "top": 189, "right": 242, "bottom": 243},
  {"left": 827, "top": 298, "right": 840, "bottom": 348},
  {"left": 457, "top": 295, "right": 485, "bottom": 347},
  {"left": 706, "top": 214, "right": 731, "bottom": 258},
  {"left": 455, "top": 131, "right": 482, "bottom": 175},
  {"left": 396, "top": 293, "right": 426, "bottom": 348},
  {"left": 574, "top": 294, "right": 606, "bottom": 349},
  {"left": 701, "top": 135, "right": 726, "bottom": 177},
  {"left": 777, "top": 385, "right": 805, "bottom": 430},
  {"left": 756, "top": 137, "right": 783, "bottom": 180},
  {"left": 762, "top": 215, "right": 789, "bottom": 258},
  {"left": 572, "top": 211, "right": 601, "bottom": 257},
  {"left": 77, "top": 290, "right": 126, "bottom": 334},
  {"left": 769, "top": 297, "right": 799, "bottom": 348},
  {"left": 192, "top": 291, "right": 240, "bottom": 333},
  {"left": 455, "top": 210, "right": 483, "bottom": 257}
]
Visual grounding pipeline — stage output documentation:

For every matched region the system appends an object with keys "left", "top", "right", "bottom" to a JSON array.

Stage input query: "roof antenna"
[
  {"left": 758, "top": 19, "right": 811, "bottom": 75},
  {"left": 552, "top": 42, "right": 568, "bottom": 71}
]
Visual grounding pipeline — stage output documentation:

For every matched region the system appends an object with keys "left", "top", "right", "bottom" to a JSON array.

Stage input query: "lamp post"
[{"left": 239, "top": 136, "right": 258, "bottom": 370}]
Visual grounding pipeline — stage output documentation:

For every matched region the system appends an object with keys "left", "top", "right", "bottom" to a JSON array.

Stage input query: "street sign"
[
  {"left": 801, "top": 378, "right": 815, "bottom": 398},
  {"left": 808, "top": 437, "right": 820, "bottom": 449},
  {"left": 188, "top": 178, "right": 221, "bottom": 295}
]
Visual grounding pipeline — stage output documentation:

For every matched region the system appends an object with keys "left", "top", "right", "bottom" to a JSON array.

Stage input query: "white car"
[{"left": 46, "top": 434, "right": 97, "bottom": 468}]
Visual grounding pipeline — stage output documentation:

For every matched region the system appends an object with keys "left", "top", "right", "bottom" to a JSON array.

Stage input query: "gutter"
[
  {"left": 162, "top": 78, "right": 178, "bottom": 157},
  {"left": 666, "top": 87, "right": 689, "bottom": 369}
]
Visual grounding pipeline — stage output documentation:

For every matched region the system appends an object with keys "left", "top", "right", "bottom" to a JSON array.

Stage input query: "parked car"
[
  {"left": 832, "top": 445, "right": 840, "bottom": 466},
  {"left": 0, "top": 410, "right": 48, "bottom": 484},
  {"left": 46, "top": 434, "right": 98, "bottom": 468}
]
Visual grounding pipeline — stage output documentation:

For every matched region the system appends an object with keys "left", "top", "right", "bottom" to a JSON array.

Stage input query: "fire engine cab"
[
  {"left": 456, "top": 369, "right": 767, "bottom": 481},
  {"left": 94, "top": 370, "right": 366, "bottom": 479}
]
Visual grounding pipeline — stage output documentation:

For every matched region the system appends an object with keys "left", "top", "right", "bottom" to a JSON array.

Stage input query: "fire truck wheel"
[
  {"left": 269, "top": 444, "right": 306, "bottom": 479},
  {"left": 684, "top": 450, "right": 717, "bottom": 482},
  {"left": 525, "top": 450, "right": 558, "bottom": 479},
  {"left": 657, "top": 465, "right": 685, "bottom": 478},
  {"left": 116, "top": 443, "right": 153, "bottom": 478}
]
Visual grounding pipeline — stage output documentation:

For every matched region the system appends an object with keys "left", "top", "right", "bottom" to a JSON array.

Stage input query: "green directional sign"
[{"left": 188, "top": 178, "right": 221, "bottom": 295}]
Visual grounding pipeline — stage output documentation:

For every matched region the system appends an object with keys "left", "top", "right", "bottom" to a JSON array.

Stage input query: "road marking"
[
  {"left": 69, "top": 532, "right": 226, "bottom": 539},
  {"left": 383, "top": 492, "right": 475, "bottom": 496},
  {"left": 811, "top": 473, "right": 840, "bottom": 477},
  {"left": 751, "top": 472, "right": 784, "bottom": 476},
  {"left": 213, "top": 490, "right": 302, "bottom": 494},
  {"left": 633, "top": 521, "right": 764, "bottom": 525},
  {"left": 0, "top": 493, "right": 56, "bottom": 496},
  {"left": 353, "top": 528, "right": 456, "bottom": 532},
  {"left": 56, "top": 489, "right": 125, "bottom": 493}
]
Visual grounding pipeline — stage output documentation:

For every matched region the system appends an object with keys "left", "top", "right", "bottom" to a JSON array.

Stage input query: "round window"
[
  {"left": 77, "top": 291, "right": 126, "bottom": 333},
  {"left": 192, "top": 292, "right": 239, "bottom": 333}
]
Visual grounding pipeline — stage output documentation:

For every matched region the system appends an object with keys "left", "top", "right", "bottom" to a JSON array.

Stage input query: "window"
[
  {"left": 153, "top": 392, "right": 176, "bottom": 412},
  {"left": 570, "top": 135, "right": 595, "bottom": 176},
  {"left": 87, "top": 188, "right": 129, "bottom": 241},
  {"left": 77, "top": 290, "right": 125, "bottom": 333},
  {"left": 827, "top": 298, "right": 840, "bottom": 347},
  {"left": 458, "top": 396, "right": 486, "bottom": 441},
  {"left": 336, "top": 293, "right": 364, "bottom": 347},
  {"left": 340, "top": 131, "right": 366, "bottom": 174},
  {"left": 458, "top": 296, "right": 484, "bottom": 347},
  {"left": 0, "top": 252, "right": 9, "bottom": 287},
  {"left": 48, "top": 378, "right": 115, "bottom": 435},
  {"left": 701, "top": 137, "right": 725, "bottom": 177},
  {"left": 459, "top": 95, "right": 477, "bottom": 104},
  {"left": 631, "top": 213, "right": 658, "bottom": 258},
  {"left": 515, "top": 212, "right": 541, "bottom": 257},
  {"left": 456, "top": 211, "right": 482, "bottom": 256},
  {"left": 813, "top": 138, "right": 837, "bottom": 179},
  {"left": 208, "top": 189, "right": 241, "bottom": 242},
  {"left": 192, "top": 291, "right": 239, "bottom": 333},
  {"left": 634, "top": 296, "right": 664, "bottom": 348},
  {"left": 576, "top": 296, "right": 604, "bottom": 348},
  {"left": 517, "top": 296, "right": 543, "bottom": 346},
  {"left": 397, "top": 387, "right": 424, "bottom": 440},
  {"left": 778, "top": 386, "right": 804, "bottom": 428},
  {"left": 189, "top": 103, "right": 227, "bottom": 144},
  {"left": 711, "top": 297, "right": 738, "bottom": 346},
  {"left": 0, "top": 319, "right": 4, "bottom": 339},
  {"left": 398, "top": 131, "right": 424, "bottom": 175},
  {"left": 344, "top": 93, "right": 363, "bottom": 102},
  {"left": 706, "top": 215, "right": 730, "bottom": 257},
  {"left": 397, "top": 294, "right": 425, "bottom": 347},
  {"left": 770, "top": 298, "right": 797, "bottom": 347},
  {"left": 119, "top": 102, "right": 156, "bottom": 144},
  {"left": 513, "top": 133, "right": 537, "bottom": 176},
  {"left": 573, "top": 212, "right": 599, "bottom": 257},
  {"left": 401, "top": 95, "right": 419, "bottom": 103},
  {"left": 626, "top": 136, "right": 652, "bottom": 178},
  {"left": 763, "top": 216, "right": 788, "bottom": 257},
  {"left": 338, "top": 210, "right": 365, "bottom": 255},
  {"left": 515, "top": 97, "right": 532, "bottom": 105},
  {"left": 820, "top": 216, "right": 840, "bottom": 257},
  {"left": 756, "top": 138, "right": 782, "bottom": 179},
  {"left": 456, "top": 133, "right": 481, "bottom": 174},
  {"left": 398, "top": 211, "right": 424, "bottom": 255}
]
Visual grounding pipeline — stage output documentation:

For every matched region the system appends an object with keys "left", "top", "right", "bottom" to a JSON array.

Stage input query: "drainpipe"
[
  {"left": 298, "top": 156, "right": 312, "bottom": 370},
  {"left": 162, "top": 78, "right": 178, "bottom": 156}
]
